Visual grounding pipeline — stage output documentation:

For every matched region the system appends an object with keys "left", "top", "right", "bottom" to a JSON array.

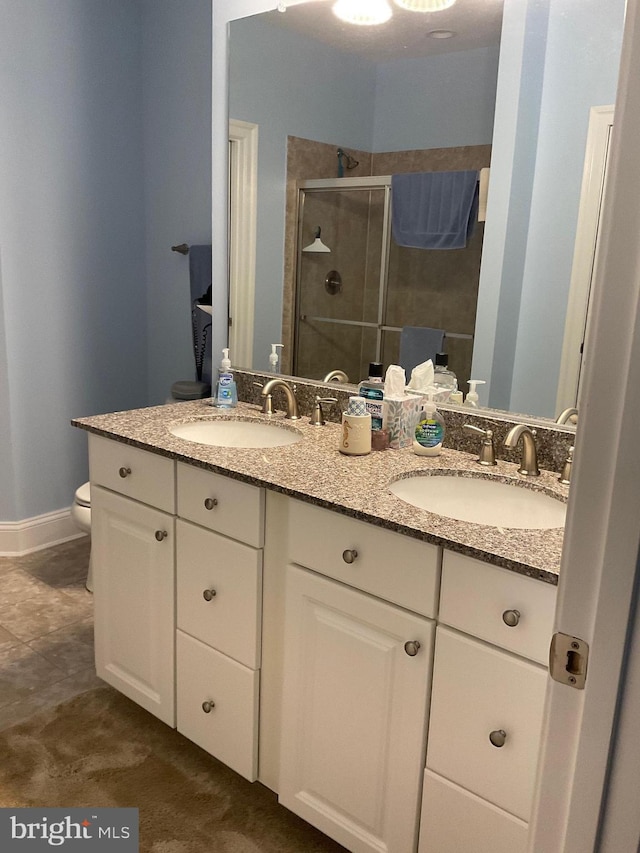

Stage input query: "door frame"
[
  {"left": 228, "top": 118, "right": 258, "bottom": 368},
  {"left": 556, "top": 105, "right": 614, "bottom": 416},
  {"left": 529, "top": 1, "right": 640, "bottom": 849}
]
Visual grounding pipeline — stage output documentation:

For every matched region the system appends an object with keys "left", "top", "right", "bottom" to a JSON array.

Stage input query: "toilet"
[
  {"left": 71, "top": 381, "right": 210, "bottom": 595},
  {"left": 71, "top": 481, "right": 93, "bottom": 592}
]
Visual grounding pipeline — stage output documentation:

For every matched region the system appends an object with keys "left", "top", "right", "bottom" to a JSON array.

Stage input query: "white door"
[
  {"left": 279, "top": 564, "right": 434, "bottom": 853},
  {"left": 529, "top": 0, "right": 640, "bottom": 849},
  {"left": 92, "top": 486, "right": 175, "bottom": 726}
]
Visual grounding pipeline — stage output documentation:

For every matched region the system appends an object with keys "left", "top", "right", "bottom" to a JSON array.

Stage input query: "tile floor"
[{"left": 0, "top": 536, "right": 101, "bottom": 730}]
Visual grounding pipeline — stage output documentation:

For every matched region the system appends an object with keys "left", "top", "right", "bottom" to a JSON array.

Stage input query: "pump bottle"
[
  {"left": 269, "top": 344, "right": 284, "bottom": 373},
  {"left": 413, "top": 392, "right": 446, "bottom": 456},
  {"left": 465, "top": 379, "right": 486, "bottom": 407},
  {"left": 214, "top": 348, "right": 237, "bottom": 408}
]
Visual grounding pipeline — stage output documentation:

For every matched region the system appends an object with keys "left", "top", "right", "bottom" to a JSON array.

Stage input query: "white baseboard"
[{"left": 0, "top": 508, "right": 87, "bottom": 557}]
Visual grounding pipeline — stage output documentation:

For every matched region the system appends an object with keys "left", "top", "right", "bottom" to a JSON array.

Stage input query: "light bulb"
[
  {"left": 332, "top": 0, "right": 393, "bottom": 26},
  {"left": 393, "top": 0, "right": 457, "bottom": 12}
]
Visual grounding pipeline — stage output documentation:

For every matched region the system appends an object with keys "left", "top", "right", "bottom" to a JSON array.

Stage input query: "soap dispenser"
[
  {"left": 465, "top": 379, "right": 486, "bottom": 407},
  {"left": 413, "top": 392, "right": 445, "bottom": 456},
  {"left": 269, "top": 343, "right": 284, "bottom": 373},
  {"left": 214, "top": 348, "right": 237, "bottom": 408}
]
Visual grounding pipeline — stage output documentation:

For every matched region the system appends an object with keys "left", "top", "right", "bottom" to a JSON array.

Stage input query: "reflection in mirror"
[{"left": 216, "top": 0, "right": 625, "bottom": 422}]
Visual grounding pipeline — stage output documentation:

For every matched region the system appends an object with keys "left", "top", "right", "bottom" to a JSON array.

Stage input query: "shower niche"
[{"left": 291, "top": 175, "right": 485, "bottom": 389}]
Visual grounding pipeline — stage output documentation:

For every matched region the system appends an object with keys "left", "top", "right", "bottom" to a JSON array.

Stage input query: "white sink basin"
[
  {"left": 389, "top": 474, "right": 566, "bottom": 529},
  {"left": 169, "top": 419, "right": 302, "bottom": 448}
]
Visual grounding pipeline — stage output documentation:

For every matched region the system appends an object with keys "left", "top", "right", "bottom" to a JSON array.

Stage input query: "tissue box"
[{"left": 383, "top": 396, "right": 422, "bottom": 449}]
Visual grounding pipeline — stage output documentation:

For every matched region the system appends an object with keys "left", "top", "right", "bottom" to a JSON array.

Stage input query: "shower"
[{"left": 292, "top": 175, "right": 483, "bottom": 387}]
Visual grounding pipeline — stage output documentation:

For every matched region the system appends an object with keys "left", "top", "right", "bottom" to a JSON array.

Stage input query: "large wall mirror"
[{"left": 212, "top": 0, "right": 625, "bottom": 424}]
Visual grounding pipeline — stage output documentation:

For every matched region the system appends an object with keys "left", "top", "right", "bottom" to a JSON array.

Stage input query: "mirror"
[{"left": 213, "top": 0, "right": 625, "bottom": 424}]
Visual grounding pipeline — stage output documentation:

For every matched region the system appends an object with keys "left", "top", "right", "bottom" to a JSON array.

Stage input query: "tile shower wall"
[{"left": 283, "top": 136, "right": 491, "bottom": 387}]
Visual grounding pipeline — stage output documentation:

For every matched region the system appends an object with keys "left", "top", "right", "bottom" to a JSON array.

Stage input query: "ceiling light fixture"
[
  {"left": 393, "top": 0, "right": 457, "bottom": 12},
  {"left": 332, "top": 0, "right": 393, "bottom": 26}
]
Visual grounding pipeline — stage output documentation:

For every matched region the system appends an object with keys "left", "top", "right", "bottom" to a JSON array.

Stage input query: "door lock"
[{"left": 549, "top": 632, "right": 589, "bottom": 689}]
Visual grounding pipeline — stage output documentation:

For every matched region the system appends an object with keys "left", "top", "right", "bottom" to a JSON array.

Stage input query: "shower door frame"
[{"left": 293, "top": 176, "right": 393, "bottom": 379}]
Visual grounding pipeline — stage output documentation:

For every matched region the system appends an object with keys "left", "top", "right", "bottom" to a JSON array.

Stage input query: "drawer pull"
[
  {"left": 202, "top": 588, "right": 217, "bottom": 601},
  {"left": 404, "top": 640, "right": 421, "bottom": 657},
  {"left": 204, "top": 497, "right": 218, "bottom": 511},
  {"left": 342, "top": 549, "right": 358, "bottom": 564},
  {"left": 202, "top": 700, "right": 215, "bottom": 714},
  {"left": 118, "top": 466, "right": 131, "bottom": 478},
  {"left": 155, "top": 530, "right": 168, "bottom": 542},
  {"left": 489, "top": 729, "right": 507, "bottom": 748},
  {"left": 502, "top": 609, "right": 521, "bottom": 627}
]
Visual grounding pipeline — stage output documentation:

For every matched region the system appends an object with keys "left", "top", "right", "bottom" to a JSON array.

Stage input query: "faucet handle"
[
  {"left": 559, "top": 445, "right": 574, "bottom": 485},
  {"left": 463, "top": 424, "right": 497, "bottom": 466},
  {"left": 310, "top": 396, "right": 338, "bottom": 427}
]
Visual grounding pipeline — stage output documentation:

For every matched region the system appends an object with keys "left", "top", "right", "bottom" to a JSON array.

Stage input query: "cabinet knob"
[
  {"left": 404, "top": 640, "right": 421, "bottom": 657},
  {"left": 489, "top": 729, "right": 507, "bottom": 748},
  {"left": 154, "top": 530, "right": 168, "bottom": 542},
  {"left": 502, "top": 609, "right": 521, "bottom": 627},
  {"left": 202, "top": 701, "right": 215, "bottom": 714},
  {"left": 118, "top": 466, "right": 131, "bottom": 478},
  {"left": 202, "top": 588, "right": 217, "bottom": 601},
  {"left": 342, "top": 549, "right": 358, "bottom": 564},
  {"left": 204, "top": 497, "right": 218, "bottom": 510}
]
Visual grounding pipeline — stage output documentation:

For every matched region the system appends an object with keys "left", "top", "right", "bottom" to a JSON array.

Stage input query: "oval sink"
[
  {"left": 388, "top": 474, "right": 566, "bottom": 530},
  {"left": 169, "top": 419, "right": 302, "bottom": 448}
]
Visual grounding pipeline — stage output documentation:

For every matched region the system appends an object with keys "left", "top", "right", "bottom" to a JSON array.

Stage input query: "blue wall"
[
  {"left": 373, "top": 46, "right": 500, "bottom": 152},
  {"left": 473, "top": 0, "right": 625, "bottom": 417},
  {"left": 0, "top": 0, "right": 212, "bottom": 525}
]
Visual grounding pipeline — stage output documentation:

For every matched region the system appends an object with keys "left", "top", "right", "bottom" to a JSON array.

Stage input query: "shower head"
[{"left": 337, "top": 148, "right": 359, "bottom": 177}]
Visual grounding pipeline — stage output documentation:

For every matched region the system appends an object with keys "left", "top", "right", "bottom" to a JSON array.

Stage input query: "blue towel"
[
  {"left": 399, "top": 326, "right": 445, "bottom": 378},
  {"left": 188, "top": 244, "right": 212, "bottom": 385},
  {"left": 391, "top": 170, "right": 479, "bottom": 250}
]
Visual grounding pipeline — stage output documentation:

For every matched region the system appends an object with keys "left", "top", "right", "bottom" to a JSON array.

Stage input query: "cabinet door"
[
  {"left": 279, "top": 565, "right": 434, "bottom": 853},
  {"left": 426, "top": 627, "right": 547, "bottom": 822},
  {"left": 92, "top": 486, "right": 175, "bottom": 726}
]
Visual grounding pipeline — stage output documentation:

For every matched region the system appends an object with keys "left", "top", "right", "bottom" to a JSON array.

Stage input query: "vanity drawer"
[
  {"left": 89, "top": 434, "right": 175, "bottom": 514},
  {"left": 439, "top": 551, "right": 557, "bottom": 664},
  {"left": 177, "top": 462, "right": 265, "bottom": 547},
  {"left": 176, "top": 519, "right": 262, "bottom": 669},
  {"left": 426, "top": 627, "right": 547, "bottom": 821},
  {"left": 176, "top": 630, "right": 259, "bottom": 782},
  {"left": 288, "top": 500, "right": 440, "bottom": 618},
  {"left": 418, "top": 770, "right": 528, "bottom": 853}
]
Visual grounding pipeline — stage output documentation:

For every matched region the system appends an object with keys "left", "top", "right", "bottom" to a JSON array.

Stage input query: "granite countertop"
[{"left": 72, "top": 401, "right": 567, "bottom": 585}]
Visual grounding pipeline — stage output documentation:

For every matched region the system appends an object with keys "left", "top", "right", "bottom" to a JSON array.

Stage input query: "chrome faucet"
[
  {"left": 504, "top": 424, "right": 540, "bottom": 476},
  {"left": 260, "top": 378, "right": 300, "bottom": 420},
  {"left": 556, "top": 407, "right": 578, "bottom": 425}
]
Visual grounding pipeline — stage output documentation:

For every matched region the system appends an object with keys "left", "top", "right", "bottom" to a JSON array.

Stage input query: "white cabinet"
[
  {"left": 279, "top": 564, "right": 434, "bottom": 853},
  {"left": 418, "top": 551, "right": 556, "bottom": 853},
  {"left": 89, "top": 435, "right": 264, "bottom": 780},
  {"left": 91, "top": 484, "right": 175, "bottom": 725}
]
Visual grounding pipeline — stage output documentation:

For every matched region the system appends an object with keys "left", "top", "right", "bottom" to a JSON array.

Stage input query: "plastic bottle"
[
  {"left": 269, "top": 343, "right": 284, "bottom": 373},
  {"left": 358, "top": 362, "right": 384, "bottom": 431},
  {"left": 214, "top": 348, "right": 238, "bottom": 408},
  {"left": 433, "top": 353, "right": 458, "bottom": 398},
  {"left": 465, "top": 379, "right": 486, "bottom": 407},
  {"left": 413, "top": 392, "right": 446, "bottom": 456}
]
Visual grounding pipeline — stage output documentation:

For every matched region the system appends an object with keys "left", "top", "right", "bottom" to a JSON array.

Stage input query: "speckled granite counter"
[{"left": 73, "top": 401, "right": 567, "bottom": 585}]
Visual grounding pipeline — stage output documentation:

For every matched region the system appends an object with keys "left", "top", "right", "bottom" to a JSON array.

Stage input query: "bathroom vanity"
[{"left": 74, "top": 400, "right": 565, "bottom": 853}]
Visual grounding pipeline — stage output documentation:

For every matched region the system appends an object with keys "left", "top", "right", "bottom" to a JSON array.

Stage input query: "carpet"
[{"left": 0, "top": 686, "right": 346, "bottom": 852}]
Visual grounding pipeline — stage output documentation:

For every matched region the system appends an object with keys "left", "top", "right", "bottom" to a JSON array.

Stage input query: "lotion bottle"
[
  {"left": 465, "top": 379, "right": 486, "bottom": 407},
  {"left": 214, "top": 348, "right": 237, "bottom": 408},
  {"left": 268, "top": 343, "right": 284, "bottom": 373},
  {"left": 413, "top": 392, "right": 445, "bottom": 456}
]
